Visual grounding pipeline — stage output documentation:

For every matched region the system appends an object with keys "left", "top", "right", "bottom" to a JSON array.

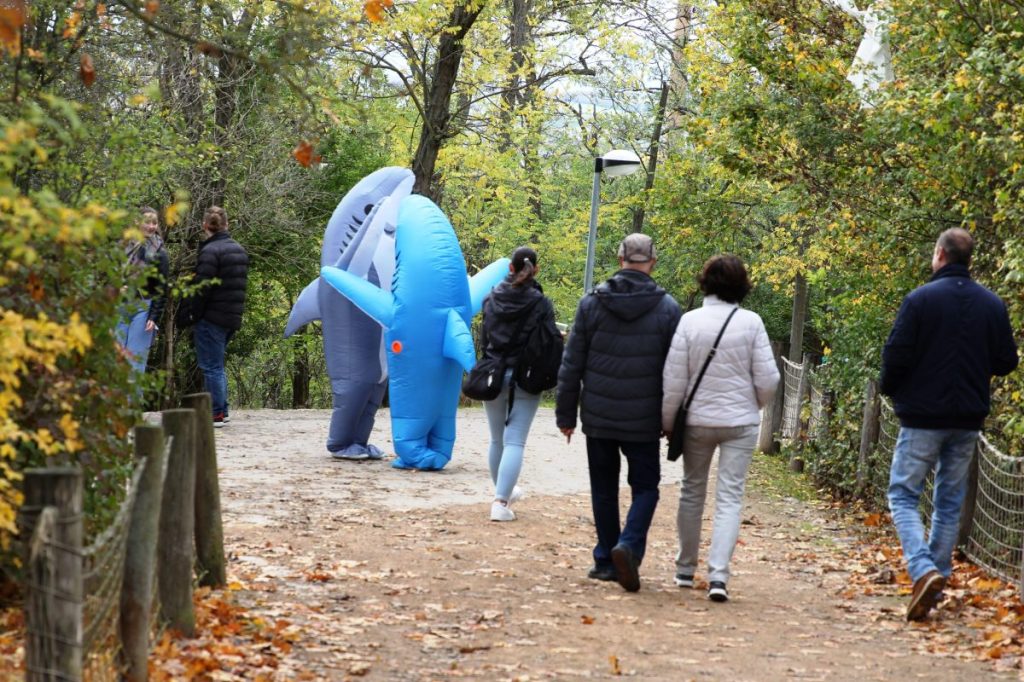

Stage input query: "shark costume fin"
[
  {"left": 468, "top": 258, "right": 512, "bottom": 315},
  {"left": 320, "top": 266, "right": 396, "bottom": 329},
  {"left": 283, "top": 278, "right": 321, "bottom": 338},
  {"left": 442, "top": 309, "right": 476, "bottom": 372}
]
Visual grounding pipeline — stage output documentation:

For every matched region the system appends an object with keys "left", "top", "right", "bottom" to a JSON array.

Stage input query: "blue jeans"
[
  {"left": 116, "top": 300, "right": 154, "bottom": 374},
  {"left": 586, "top": 437, "right": 660, "bottom": 568},
  {"left": 483, "top": 369, "right": 541, "bottom": 501},
  {"left": 888, "top": 427, "right": 978, "bottom": 582},
  {"left": 194, "top": 319, "right": 233, "bottom": 416}
]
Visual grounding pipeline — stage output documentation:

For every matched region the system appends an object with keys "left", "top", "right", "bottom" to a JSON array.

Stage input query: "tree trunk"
[
  {"left": 411, "top": 1, "right": 488, "bottom": 198},
  {"left": 292, "top": 337, "right": 310, "bottom": 408},
  {"left": 631, "top": 80, "right": 671, "bottom": 234}
]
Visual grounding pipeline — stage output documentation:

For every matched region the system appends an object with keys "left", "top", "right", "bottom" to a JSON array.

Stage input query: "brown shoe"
[{"left": 906, "top": 570, "right": 945, "bottom": 621}]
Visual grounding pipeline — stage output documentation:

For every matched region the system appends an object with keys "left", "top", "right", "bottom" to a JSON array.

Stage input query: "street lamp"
[{"left": 584, "top": 149, "right": 643, "bottom": 293}]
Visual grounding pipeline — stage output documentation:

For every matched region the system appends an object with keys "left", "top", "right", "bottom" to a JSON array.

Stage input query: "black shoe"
[
  {"left": 610, "top": 543, "right": 640, "bottom": 593},
  {"left": 587, "top": 565, "right": 616, "bottom": 581},
  {"left": 708, "top": 581, "right": 728, "bottom": 602},
  {"left": 674, "top": 572, "right": 695, "bottom": 588}
]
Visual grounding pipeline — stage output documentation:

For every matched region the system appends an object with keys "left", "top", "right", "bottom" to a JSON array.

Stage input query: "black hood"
[
  {"left": 594, "top": 269, "right": 668, "bottom": 321},
  {"left": 486, "top": 278, "right": 545, "bottom": 320}
]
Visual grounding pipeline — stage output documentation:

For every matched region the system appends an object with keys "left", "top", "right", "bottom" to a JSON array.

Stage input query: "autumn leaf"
[
  {"left": 196, "top": 41, "right": 222, "bottom": 57},
  {"left": 79, "top": 53, "right": 96, "bottom": 87},
  {"left": 0, "top": 0, "right": 27, "bottom": 53},
  {"left": 291, "top": 140, "right": 321, "bottom": 168},
  {"left": 862, "top": 512, "right": 882, "bottom": 527},
  {"left": 972, "top": 577, "right": 1004, "bottom": 592},
  {"left": 364, "top": 0, "right": 386, "bottom": 23},
  {"left": 26, "top": 273, "right": 44, "bottom": 302},
  {"left": 608, "top": 654, "right": 621, "bottom": 675},
  {"left": 580, "top": 614, "right": 594, "bottom": 625},
  {"left": 96, "top": 3, "right": 106, "bottom": 16},
  {"left": 63, "top": 11, "right": 81, "bottom": 39},
  {"left": 144, "top": 0, "right": 159, "bottom": 17}
]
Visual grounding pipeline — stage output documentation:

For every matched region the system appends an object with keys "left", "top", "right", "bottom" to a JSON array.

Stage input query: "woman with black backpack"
[{"left": 478, "top": 247, "right": 560, "bottom": 522}]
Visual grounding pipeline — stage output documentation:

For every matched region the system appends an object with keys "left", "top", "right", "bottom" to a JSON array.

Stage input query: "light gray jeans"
[{"left": 675, "top": 424, "right": 759, "bottom": 585}]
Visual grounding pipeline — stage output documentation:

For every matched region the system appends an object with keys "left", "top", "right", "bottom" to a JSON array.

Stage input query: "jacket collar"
[
  {"left": 201, "top": 230, "right": 231, "bottom": 246},
  {"left": 701, "top": 294, "right": 733, "bottom": 307},
  {"left": 930, "top": 263, "right": 971, "bottom": 282}
]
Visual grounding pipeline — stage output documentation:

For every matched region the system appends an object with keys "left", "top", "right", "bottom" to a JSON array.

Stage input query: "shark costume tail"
[{"left": 284, "top": 166, "right": 413, "bottom": 459}]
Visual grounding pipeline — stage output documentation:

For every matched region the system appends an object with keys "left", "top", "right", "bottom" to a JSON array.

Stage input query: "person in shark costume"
[
  {"left": 320, "top": 195, "right": 509, "bottom": 471},
  {"left": 285, "top": 167, "right": 414, "bottom": 460}
]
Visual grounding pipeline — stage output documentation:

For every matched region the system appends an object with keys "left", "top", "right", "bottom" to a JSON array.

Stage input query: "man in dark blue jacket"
[
  {"left": 187, "top": 206, "right": 249, "bottom": 428},
  {"left": 556, "top": 234, "right": 681, "bottom": 592},
  {"left": 881, "top": 228, "right": 1017, "bottom": 621}
]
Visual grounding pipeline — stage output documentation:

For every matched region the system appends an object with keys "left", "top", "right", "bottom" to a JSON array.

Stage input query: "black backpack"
[{"left": 514, "top": 305, "right": 564, "bottom": 394}]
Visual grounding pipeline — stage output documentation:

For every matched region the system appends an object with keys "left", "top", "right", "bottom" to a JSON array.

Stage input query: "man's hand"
[
  {"left": 145, "top": 320, "right": 157, "bottom": 332},
  {"left": 559, "top": 427, "right": 574, "bottom": 444}
]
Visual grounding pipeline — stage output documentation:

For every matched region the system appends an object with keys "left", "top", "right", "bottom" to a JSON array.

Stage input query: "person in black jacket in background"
[
  {"left": 187, "top": 206, "right": 249, "bottom": 428},
  {"left": 881, "top": 227, "right": 1017, "bottom": 621},
  {"left": 116, "top": 207, "right": 169, "bottom": 375},
  {"left": 556, "top": 234, "right": 681, "bottom": 592},
  {"left": 479, "top": 247, "right": 558, "bottom": 522}
]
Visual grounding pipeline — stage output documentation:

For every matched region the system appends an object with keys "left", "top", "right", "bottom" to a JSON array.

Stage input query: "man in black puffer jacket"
[
  {"left": 188, "top": 206, "right": 249, "bottom": 427},
  {"left": 556, "top": 233, "right": 681, "bottom": 592}
]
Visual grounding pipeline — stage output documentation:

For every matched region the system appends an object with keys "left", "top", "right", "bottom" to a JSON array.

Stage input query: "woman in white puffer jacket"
[{"left": 661, "top": 254, "right": 780, "bottom": 603}]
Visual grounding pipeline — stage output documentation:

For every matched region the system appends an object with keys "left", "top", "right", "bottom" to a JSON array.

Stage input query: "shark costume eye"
[{"left": 391, "top": 340, "right": 403, "bottom": 354}]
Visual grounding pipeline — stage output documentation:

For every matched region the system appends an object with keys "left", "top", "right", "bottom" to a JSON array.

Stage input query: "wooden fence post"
[
  {"left": 119, "top": 424, "right": 167, "bottom": 682},
  {"left": 758, "top": 341, "right": 785, "bottom": 454},
  {"left": 957, "top": 441, "right": 981, "bottom": 550},
  {"left": 23, "top": 467, "right": 83, "bottom": 682},
  {"left": 158, "top": 409, "right": 196, "bottom": 636},
  {"left": 855, "top": 380, "right": 881, "bottom": 497},
  {"left": 182, "top": 392, "right": 226, "bottom": 588},
  {"left": 789, "top": 354, "right": 811, "bottom": 472}
]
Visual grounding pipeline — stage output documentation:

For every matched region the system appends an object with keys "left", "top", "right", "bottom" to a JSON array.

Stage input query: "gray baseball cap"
[{"left": 618, "top": 233, "right": 656, "bottom": 263}]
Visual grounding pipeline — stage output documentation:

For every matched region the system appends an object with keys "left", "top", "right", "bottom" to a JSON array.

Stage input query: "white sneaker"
[
  {"left": 508, "top": 486, "right": 525, "bottom": 506},
  {"left": 490, "top": 501, "right": 516, "bottom": 522}
]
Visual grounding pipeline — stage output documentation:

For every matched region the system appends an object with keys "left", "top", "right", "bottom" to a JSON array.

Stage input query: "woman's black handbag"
[
  {"left": 667, "top": 307, "right": 739, "bottom": 461},
  {"left": 462, "top": 299, "right": 536, "bottom": 401},
  {"left": 461, "top": 357, "right": 507, "bottom": 401}
]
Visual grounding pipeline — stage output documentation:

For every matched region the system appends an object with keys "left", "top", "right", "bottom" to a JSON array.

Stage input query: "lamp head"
[{"left": 599, "top": 149, "right": 642, "bottom": 178}]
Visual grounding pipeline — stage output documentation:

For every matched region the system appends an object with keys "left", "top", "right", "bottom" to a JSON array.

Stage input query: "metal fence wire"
[
  {"left": 82, "top": 460, "right": 146, "bottom": 660},
  {"left": 781, "top": 360, "right": 1024, "bottom": 588},
  {"left": 807, "top": 371, "right": 827, "bottom": 442},
  {"left": 781, "top": 356, "right": 804, "bottom": 439},
  {"left": 965, "top": 434, "right": 1024, "bottom": 584},
  {"left": 18, "top": 458, "right": 147, "bottom": 680}
]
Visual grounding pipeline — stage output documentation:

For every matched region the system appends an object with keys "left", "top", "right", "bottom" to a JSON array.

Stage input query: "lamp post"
[{"left": 584, "top": 149, "right": 643, "bottom": 293}]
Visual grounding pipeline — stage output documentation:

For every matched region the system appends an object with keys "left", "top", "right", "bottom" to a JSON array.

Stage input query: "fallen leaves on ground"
[
  {"left": 148, "top": 584, "right": 319, "bottom": 682},
  {"left": 833, "top": 506, "right": 1023, "bottom": 672}
]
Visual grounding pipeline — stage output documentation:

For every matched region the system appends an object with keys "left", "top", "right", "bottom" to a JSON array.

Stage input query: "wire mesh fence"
[
  {"left": 18, "top": 458, "right": 147, "bottom": 681},
  {"left": 776, "top": 359, "right": 1024, "bottom": 589},
  {"left": 81, "top": 460, "right": 146, "bottom": 671},
  {"left": 781, "top": 356, "right": 804, "bottom": 439},
  {"left": 965, "top": 435, "right": 1024, "bottom": 585}
]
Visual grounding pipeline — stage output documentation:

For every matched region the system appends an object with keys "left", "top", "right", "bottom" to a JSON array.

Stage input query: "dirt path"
[{"left": 211, "top": 408, "right": 1016, "bottom": 681}]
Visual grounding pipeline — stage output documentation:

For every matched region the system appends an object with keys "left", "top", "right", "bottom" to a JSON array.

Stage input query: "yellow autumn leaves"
[{"left": 0, "top": 109, "right": 107, "bottom": 549}]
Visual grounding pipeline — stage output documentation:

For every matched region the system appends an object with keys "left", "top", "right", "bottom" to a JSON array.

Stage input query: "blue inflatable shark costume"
[
  {"left": 321, "top": 194, "right": 508, "bottom": 470},
  {"left": 285, "top": 167, "right": 414, "bottom": 459}
]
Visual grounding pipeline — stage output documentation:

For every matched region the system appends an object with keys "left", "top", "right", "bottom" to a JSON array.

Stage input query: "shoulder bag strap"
[{"left": 681, "top": 306, "right": 740, "bottom": 413}]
